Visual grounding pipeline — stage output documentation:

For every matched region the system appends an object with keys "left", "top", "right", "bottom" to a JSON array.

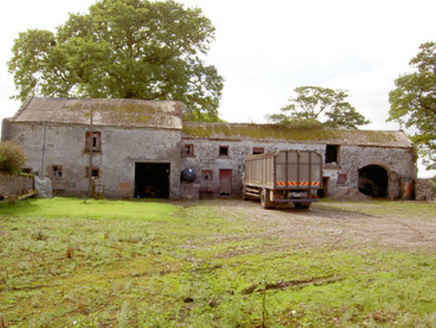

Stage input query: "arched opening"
[{"left": 358, "top": 165, "right": 388, "bottom": 198}]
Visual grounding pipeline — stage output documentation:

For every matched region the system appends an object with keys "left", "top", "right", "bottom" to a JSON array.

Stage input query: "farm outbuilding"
[{"left": 2, "top": 97, "right": 417, "bottom": 200}]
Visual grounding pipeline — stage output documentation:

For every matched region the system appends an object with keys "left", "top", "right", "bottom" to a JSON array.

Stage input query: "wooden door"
[{"left": 219, "top": 169, "right": 232, "bottom": 195}]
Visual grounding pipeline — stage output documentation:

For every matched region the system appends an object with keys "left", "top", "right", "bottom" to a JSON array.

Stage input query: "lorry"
[{"left": 243, "top": 150, "right": 323, "bottom": 209}]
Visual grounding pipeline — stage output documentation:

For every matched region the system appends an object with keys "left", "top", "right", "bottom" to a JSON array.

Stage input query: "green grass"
[{"left": 0, "top": 198, "right": 435, "bottom": 327}]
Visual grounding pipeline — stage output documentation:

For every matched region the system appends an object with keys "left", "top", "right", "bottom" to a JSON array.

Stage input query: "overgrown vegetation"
[
  {"left": 0, "top": 198, "right": 435, "bottom": 327},
  {"left": 0, "top": 141, "right": 26, "bottom": 175}
]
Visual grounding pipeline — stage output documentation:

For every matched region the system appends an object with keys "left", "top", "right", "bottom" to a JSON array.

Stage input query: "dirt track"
[{"left": 199, "top": 199, "right": 436, "bottom": 253}]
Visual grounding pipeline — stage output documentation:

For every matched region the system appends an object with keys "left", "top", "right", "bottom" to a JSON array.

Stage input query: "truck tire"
[
  {"left": 260, "top": 189, "right": 275, "bottom": 209},
  {"left": 294, "top": 202, "right": 310, "bottom": 210}
]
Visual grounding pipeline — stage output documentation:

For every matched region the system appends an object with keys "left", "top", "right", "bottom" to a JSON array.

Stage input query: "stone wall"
[
  {"left": 7, "top": 122, "right": 182, "bottom": 199},
  {"left": 181, "top": 138, "right": 417, "bottom": 200},
  {"left": 0, "top": 174, "right": 34, "bottom": 197},
  {"left": 181, "top": 138, "right": 322, "bottom": 197},
  {"left": 415, "top": 178, "right": 435, "bottom": 201},
  {"left": 6, "top": 119, "right": 416, "bottom": 200}
]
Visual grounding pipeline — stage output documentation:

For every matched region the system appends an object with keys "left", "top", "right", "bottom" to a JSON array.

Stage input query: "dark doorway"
[
  {"left": 219, "top": 169, "right": 232, "bottom": 195},
  {"left": 135, "top": 162, "right": 170, "bottom": 199},
  {"left": 358, "top": 165, "right": 388, "bottom": 198},
  {"left": 318, "top": 177, "right": 330, "bottom": 198}
]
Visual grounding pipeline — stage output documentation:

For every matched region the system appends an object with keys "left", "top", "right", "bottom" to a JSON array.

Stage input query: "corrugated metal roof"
[
  {"left": 183, "top": 122, "right": 413, "bottom": 148},
  {"left": 11, "top": 97, "right": 185, "bottom": 130}
]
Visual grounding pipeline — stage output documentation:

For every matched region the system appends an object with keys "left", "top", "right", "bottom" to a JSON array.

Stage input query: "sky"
[{"left": 1, "top": 0, "right": 435, "bottom": 176}]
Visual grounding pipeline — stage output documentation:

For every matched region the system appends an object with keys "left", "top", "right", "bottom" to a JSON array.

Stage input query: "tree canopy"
[
  {"left": 268, "top": 86, "right": 370, "bottom": 130},
  {"left": 8, "top": 0, "right": 224, "bottom": 122},
  {"left": 389, "top": 42, "right": 436, "bottom": 170},
  {"left": 0, "top": 141, "right": 27, "bottom": 176}
]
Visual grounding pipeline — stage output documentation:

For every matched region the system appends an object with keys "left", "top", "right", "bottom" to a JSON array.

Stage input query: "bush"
[{"left": 0, "top": 141, "right": 27, "bottom": 175}]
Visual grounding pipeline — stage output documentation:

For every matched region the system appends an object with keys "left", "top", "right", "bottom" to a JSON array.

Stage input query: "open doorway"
[
  {"left": 135, "top": 162, "right": 170, "bottom": 199},
  {"left": 318, "top": 177, "right": 330, "bottom": 198},
  {"left": 358, "top": 165, "right": 388, "bottom": 198}
]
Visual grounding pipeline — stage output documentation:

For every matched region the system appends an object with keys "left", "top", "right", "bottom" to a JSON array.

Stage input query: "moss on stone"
[{"left": 182, "top": 123, "right": 401, "bottom": 146}]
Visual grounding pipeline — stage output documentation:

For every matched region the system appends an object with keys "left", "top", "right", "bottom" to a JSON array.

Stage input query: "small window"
[
  {"left": 202, "top": 170, "right": 213, "bottom": 181},
  {"left": 52, "top": 165, "right": 63, "bottom": 178},
  {"left": 85, "top": 131, "right": 101, "bottom": 152},
  {"left": 183, "top": 144, "right": 194, "bottom": 157},
  {"left": 337, "top": 174, "right": 348, "bottom": 185},
  {"left": 252, "top": 147, "right": 264, "bottom": 155},
  {"left": 325, "top": 145, "right": 339, "bottom": 164},
  {"left": 219, "top": 146, "right": 229, "bottom": 157},
  {"left": 86, "top": 167, "right": 100, "bottom": 178}
]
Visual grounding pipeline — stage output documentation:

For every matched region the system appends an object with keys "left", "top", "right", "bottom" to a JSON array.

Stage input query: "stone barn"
[
  {"left": 181, "top": 122, "right": 416, "bottom": 200},
  {"left": 2, "top": 97, "right": 185, "bottom": 199},
  {"left": 2, "top": 97, "right": 417, "bottom": 200}
]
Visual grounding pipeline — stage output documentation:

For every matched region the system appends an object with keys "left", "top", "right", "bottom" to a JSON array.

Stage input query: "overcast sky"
[{"left": 1, "top": 0, "right": 435, "bottom": 176}]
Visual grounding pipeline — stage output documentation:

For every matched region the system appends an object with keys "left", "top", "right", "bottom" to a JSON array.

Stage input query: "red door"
[{"left": 219, "top": 169, "right": 232, "bottom": 195}]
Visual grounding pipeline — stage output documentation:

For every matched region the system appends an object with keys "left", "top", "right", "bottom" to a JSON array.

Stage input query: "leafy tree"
[
  {"left": 269, "top": 86, "right": 370, "bottom": 129},
  {"left": 0, "top": 142, "right": 27, "bottom": 175},
  {"left": 389, "top": 42, "right": 436, "bottom": 170},
  {"left": 8, "top": 0, "right": 224, "bottom": 121}
]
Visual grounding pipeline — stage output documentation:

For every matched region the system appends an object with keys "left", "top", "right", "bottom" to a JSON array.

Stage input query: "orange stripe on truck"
[{"left": 277, "top": 181, "right": 321, "bottom": 186}]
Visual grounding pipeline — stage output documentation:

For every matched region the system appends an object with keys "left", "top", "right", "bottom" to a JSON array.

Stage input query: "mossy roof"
[
  {"left": 183, "top": 122, "right": 413, "bottom": 148},
  {"left": 11, "top": 97, "right": 185, "bottom": 130}
]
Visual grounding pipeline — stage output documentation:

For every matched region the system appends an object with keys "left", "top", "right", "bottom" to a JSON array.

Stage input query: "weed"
[
  {"left": 32, "top": 231, "right": 48, "bottom": 241},
  {"left": 66, "top": 245, "right": 75, "bottom": 259}
]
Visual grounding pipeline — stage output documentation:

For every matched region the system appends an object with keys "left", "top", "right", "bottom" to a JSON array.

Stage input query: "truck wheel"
[
  {"left": 295, "top": 202, "right": 310, "bottom": 210},
  {"left": 260, "top": 189, "right": 275, "bottom": 209}
]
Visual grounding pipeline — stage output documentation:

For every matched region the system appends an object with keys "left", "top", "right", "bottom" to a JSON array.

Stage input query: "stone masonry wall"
[
  {"left": 5, "top": 119, "right": 416, "bottom": 200},
  {"left": 181, "top": 138, "right": 416, "bottom": 199},
  {"left": 0, "top": 174, "right": 34, "bottom": 197},
  {"left": 8, "top": 122, "right": 182, "bottom": 199}
]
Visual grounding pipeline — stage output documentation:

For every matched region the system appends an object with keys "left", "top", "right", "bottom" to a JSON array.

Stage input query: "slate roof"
[
  {"left": 11, "top": 97, "right": 185, "bottom": 130},
  {"left": 182, "top": 122, "right": 413, "bottom": 149},
  {"left": 10, "top": 97, "right": 413, "bottom": 148}
]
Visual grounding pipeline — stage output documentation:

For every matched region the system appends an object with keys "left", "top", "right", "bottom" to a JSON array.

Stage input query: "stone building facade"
[
  {"left": 181, "top": 123, "right": 416, "bottom": 200},
  {"left": 2, "top": 97, "right": 417, "bottom": 200}
]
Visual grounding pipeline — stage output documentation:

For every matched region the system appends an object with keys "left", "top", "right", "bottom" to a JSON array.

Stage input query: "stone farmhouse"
[{"left": 2, "top": 97, "right": 416, "bottom": 200}]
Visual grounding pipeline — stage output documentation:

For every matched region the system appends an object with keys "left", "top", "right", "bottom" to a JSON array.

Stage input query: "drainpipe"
[
  {"left": 88, "top": 106, "right": 94, "bottom": 197},
  {"left": 40, "top": 122, "right": 47, "bottom": 177}
]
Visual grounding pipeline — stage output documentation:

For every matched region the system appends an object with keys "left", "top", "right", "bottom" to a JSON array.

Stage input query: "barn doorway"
[
  {"left": 318, "top": 177, "right": 330, "bottom": 198},
  {"left": 358, "top": 165, "right": 388, "bottom": 198},
  {"left": 219, "top": 169, "right": 232, "bottom": 196},
  {"left": 135, "top": 162, "right": 170, "bottom": 199}
]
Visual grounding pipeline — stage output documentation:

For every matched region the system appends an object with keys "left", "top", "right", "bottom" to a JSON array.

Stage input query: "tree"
[
  {"left": 8, "top": 0, "right": 224, "bottom": 122},
  {"left": 0, "top": 141, "right": 27, "bottom": 175},
  {"left": 268, "top": 86, "right": 370, "bottom": 129},
  {"left": 389, "top": 42, "right": 436, "bottom": 170}
]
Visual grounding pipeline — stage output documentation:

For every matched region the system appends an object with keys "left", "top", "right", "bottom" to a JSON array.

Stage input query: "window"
[
  {"left": 85, "top": 131, "right": 101, "bottom": 152},
  {"left": 202, "top": 170, "right": 213, "bottom": 181},
  {"left": 52, "top": 165, "right": 63, "bottom": 178},
  {"left": 325, "top": 145, "right": 339, "bottom": 164},
  {"left": 219, "top": 146, "right": 229, "bottom": 157},
  {"left": 86, "top": 167, "right": 100, "bottom": 178},
  {"left": 183, "top": 144, "right": 194, "bottom": 157},
  {"left": 337, "top": 174, "right": 348, "bottom": 185},
  {"left": 252, "top": 147, "right": 264, "bottom": 155}
]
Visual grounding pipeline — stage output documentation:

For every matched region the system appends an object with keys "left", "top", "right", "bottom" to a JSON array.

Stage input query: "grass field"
[{"left": 0, "top": 198, "right": 435, "bottom": 327}]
